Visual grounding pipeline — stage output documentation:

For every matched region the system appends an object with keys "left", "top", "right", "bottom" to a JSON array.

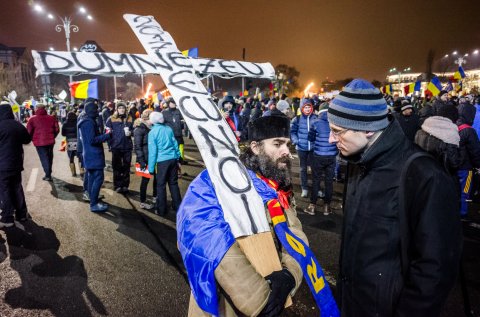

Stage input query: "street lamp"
[{"left": 33, "top": 4, "right": 93, "bottom": 101}]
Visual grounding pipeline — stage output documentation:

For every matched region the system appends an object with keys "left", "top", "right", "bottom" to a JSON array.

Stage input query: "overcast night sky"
[{"left": 1, "top": 0, "right": 480, "bottom": 87}]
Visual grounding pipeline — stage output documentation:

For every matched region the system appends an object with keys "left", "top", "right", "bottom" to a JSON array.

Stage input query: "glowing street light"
[
  {"left": 49, "top": 47, "right": 54, "bottom": 51},
  {"left": 474, "top": 50, "right": 479, "bottom": 55},
  {"left": 79, "top": 7, "right": 86, "bottom": 14},
  {"left": 34, "top": 4, "right": 43, "bottom": 12},
  {"left": 452, "top": 51, "right": 458, "bottom": 55},
  {"left": 87, "top": 15, "right": 93, "bottom": 20},
  {"left": 444, "top": 54, "right": 449, "bottom": 58},
  {"left": 47, "top": 13, "right": 54, "bottom": 19},
  {"left": 73, "top": 47, "right": 78, "bottom": 51}
]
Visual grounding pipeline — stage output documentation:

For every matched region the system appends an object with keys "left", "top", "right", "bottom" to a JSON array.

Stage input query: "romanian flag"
[
  {"left": 454, "top": 66, "right": 466, "bottom": 80},
  {"left": 69, "top": 79, "right": 98, "bottom": 99},
  {"left": 181, "top": 47, "right": 199, "bottom": 58},
  {"left": 381, "top": 84, "right": 393, "bottom": 95},
  {"left": 403, "top": 81, "right": 421, "bottom": 95},
  {"left": 427, "top": 77, "right": 442, "bottom": 96},
  {"left": 455, "top": 81, "right": 463, "bottom": 93}
]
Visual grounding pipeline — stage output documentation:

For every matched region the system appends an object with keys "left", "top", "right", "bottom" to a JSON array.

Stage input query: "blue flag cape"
[{"left": 177, "top": 169, "right": 339, "bottom": 316}]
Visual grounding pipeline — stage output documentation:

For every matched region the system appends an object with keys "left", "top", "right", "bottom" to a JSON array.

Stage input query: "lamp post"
[{"left": 33, "top": 4, "right": 93, "bottom": 102}]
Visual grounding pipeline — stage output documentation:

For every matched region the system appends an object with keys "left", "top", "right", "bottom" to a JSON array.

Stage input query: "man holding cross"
[{"left": 178, "top": 115, "right": 308, "bottom": 317}]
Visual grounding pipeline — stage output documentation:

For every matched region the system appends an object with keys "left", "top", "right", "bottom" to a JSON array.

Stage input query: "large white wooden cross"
[{"left": 32, "top": 14, "right": 276, "bottom": 239}]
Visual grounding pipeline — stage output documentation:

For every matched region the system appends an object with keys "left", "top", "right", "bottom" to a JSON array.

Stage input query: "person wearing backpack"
[{"left": 328, "top": 79, "right": 461, "bottom": 316}]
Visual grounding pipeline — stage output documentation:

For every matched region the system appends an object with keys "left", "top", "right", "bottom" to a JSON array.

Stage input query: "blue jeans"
[
  {"left": 87, "top": 169, "right": 104, "bottom": 207},
  {"left": 297, "top": 150, "right": 313, "bottom": 190},
  {"left": 36, "top": 145, "right": 54, "bottom": 177}
]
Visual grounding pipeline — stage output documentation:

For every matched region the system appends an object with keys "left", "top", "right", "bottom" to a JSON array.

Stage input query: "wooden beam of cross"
[{"left": 31, "top": 50, "right": 275, "bottom": 80}]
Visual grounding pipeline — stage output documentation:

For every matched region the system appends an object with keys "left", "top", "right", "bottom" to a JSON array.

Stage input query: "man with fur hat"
[
  {"left": 105, "top": 102, "right": 134, "bottom": 194},
  {"left": 178, "top": 115, "right": 308, "bottom": 316},
  {"left": 328, "top": 79, "right": 461, "bottom": 316}
]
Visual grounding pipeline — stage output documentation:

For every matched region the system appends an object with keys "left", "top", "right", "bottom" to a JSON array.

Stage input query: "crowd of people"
[{"left": 0, "top": 77, "right": 479, "bottom": 316}]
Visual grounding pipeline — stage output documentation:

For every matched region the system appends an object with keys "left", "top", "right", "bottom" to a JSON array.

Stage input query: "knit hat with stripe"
[{"left": 327, "top": 78, "right": 389, "bottom": 131}]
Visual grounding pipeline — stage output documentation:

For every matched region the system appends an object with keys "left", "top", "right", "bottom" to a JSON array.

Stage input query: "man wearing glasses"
[{"left": 328, "top": 79, "right": 461, "bottom": 316}]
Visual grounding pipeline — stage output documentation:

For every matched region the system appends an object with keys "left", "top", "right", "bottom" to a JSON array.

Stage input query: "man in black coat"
[
  {"left": 328, "top": 79, "right": 461, "bottom": 317},
  {"left": 0, "top": 102, "right": 32, "bottom": 227},
  {"left": 392, "top": 99, "right": 420, "bottom": 141}
]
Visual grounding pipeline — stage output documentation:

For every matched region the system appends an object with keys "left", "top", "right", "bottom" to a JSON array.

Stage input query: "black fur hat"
[{"left": 248, "top": 115, "right": 290, "bottom": 141}]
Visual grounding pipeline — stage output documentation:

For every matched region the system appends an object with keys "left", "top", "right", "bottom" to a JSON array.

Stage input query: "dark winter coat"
[
  {"left": 339, "top": 120, "right": 461, "bottom": 317},
  {"left": 134, "top": 121, "right": 150, "bottom": 167},
  {"left": 0, "top": 104, "right": 31, "bottom": 172},
  {"left": 162, "top": 107, "right": 184, "bottom": 138},
  {"left": 457, "top": 103, "right": 480, "bottom": 170},
  {"left": 310, "top": 110, "right": 338, "bottom": 156},
  {"left": 61, "top": 118, "right": 78, "bottom": 141},
  {"left": 78, "top": 106, "right": 111, "bottom": 170},
  {"left": 433, "top": 99, "right": 458, "bottom": 123},
  {"left": 393, "top": 111, "right": 421, "bottom": 142},
  {"left": 101, "top": 107, "right": 113, "bottom": 128},
  {"left": 105, "top": 113, "right": 134, "bottom": 151},
  {"left": 250, "top": 102, "right": 263, "bottom": 121},
  {"left": 290, "top": 113, "right": 317, "bottom": 152},
  {"left": 26, "top": 107, "right": 59, "bottom": 146}
]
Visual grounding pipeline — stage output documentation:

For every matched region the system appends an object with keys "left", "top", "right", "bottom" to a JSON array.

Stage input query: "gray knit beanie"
[
  {"left": 421, "top": 116, "right": 460, "bottom": 146},
  {"left": 328, "top": 78, "right": 389, "bottom": 131},
  {"left": 149, "top": 111, "right": 164, "bottom": 124}
]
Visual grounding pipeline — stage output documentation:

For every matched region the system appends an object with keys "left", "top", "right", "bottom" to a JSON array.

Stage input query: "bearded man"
[{"left": 177, "top": 115, "right": 309, "bottom": 317}]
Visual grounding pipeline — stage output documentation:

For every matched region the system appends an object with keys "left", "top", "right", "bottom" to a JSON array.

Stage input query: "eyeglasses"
[{"left": 330, "top": 128, "right": 350, "bottom": 138}]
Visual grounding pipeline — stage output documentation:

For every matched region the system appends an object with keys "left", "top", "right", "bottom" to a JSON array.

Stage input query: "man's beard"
[{"left": 256, "top": 152, "right": 292, "bottom": 189}]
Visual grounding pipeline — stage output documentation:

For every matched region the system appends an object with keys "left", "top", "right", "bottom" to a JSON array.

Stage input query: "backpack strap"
[{"left": 398, "top": 151, "right": 432, "bottom": 277}]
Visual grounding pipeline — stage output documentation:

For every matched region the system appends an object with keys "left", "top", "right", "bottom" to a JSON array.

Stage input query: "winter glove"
[
  {"left": 307, "top": 129, "right": 316, "bottom": 142},
  {"left": 259, "top": 269, "right": 296, "bottom": 317}
]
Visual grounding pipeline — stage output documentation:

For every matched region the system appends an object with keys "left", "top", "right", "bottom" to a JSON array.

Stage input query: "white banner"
[
  {"left": 31, "top": 50, "right": 275, "bottom": 79},
  {"left": 123, "top": 14, "right": 270, "bottom": 238}
]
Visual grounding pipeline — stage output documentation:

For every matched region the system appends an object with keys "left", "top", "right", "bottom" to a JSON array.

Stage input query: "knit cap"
[
  {"left": 149, "top": 111, "right": 164, "bottom": 124},
  {"left": 276, "top": 100, "right": 290, "bottom": 112},
  {"left": 328, "top": 78, "right": 389, "bottom": 131},
  {"left": 421, "top": 116, "right": 460, "bottom": 146}
]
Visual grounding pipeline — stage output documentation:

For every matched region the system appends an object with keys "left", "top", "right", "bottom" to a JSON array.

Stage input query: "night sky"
[{"left": 1, "top": 0, "right": 480, "bottom": 87}]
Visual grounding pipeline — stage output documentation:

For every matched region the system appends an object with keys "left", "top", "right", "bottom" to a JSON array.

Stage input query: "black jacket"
[
  {"left": 134, "top": 122, "right": 150, "bottom": 166},
  {"left": 61, "top": 118, "right": 78, "bottom": 140},
  {"left": 339, "top": 119, "right": 461, "bottom": 317},
  {"left": 457, "top": 103, "right": 480, "bottom": 170},
  {"left": 393, "top": 111, "right": 420, "bottom": 142},
  {"left": 162, "top": 107, "right": 184, "bottom": 138},
  {"left": 0, "top": 104, "right": 31, "bottom": 172},
  {"left": 433, "top": 99, "right": 458, "bottom": 123}
]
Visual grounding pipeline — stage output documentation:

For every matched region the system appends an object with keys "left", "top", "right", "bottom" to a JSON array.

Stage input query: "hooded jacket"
[
  {"left": 290, "top": 101, "right": 317, "bottom": 152},
  {"left": 339, "top": 120, "right": 461, "bottom": 317},
  {"left": 134, "top": 120, "right": 151, "bottom": 166},
  {"left": 0, "top": 104, "right": 31, "bottom": 172},
  {"left": 26, "top": 107, "right": 59, "bottom": 146},
  {"left": 457, "top": 103, "right": 480, "bottom": 170},
  {"left": 78, "top": 104, "right": 111, "bottom": 170},
  {"left": 147, "top": 123, "right": 180, "bottom": 173},
  {"left": 105, "top": 112, "right": 133, "bottom": 151},
  {"left": 311, "top": 110, "right": 338, "bottom": 156},
  {"left": 162, "top": 107, "right": 184, "bottom": 138}
]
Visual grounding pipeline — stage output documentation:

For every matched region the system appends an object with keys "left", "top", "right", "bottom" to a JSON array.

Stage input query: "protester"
[
  {"left": 148, "top": 112, "right": 182, "bottom": 216},
  {"left": 26, "top": 103, "right": 60, "bottom": 181},
  {"left": 263, "top": 99, "right": 285, "bottom": 117},
  {"left": 392, "top": 99, "right": 421, "bottom": 141},
  {"left": 418, "top": 94, "right": 434, "bottom": 124},
  {"left": 134, "top": 109, "right": 157, "bottom": 210},
  {"left": 162, "top": 97, "right": 186, "bottom": 164},
  {"left": 0, "top": 103, "right": 32, "bottom": 227},
  {"left": 304, "top": 106, "right": 338, "bottom": 216},
  {"left": 220, "top": 95, "right": 242, "bottom": 141},
  {"left": 106, "top": 102, "right": 134, "bottom": 194},
  {"left": 101, "top": 102, "right": 114, "bottom": 130},
  {"left": 178, "top": 115, "right": 308, "bottom": 316},
  {"left": 290, "top": 98, "right": 317, "bottom": 197},
  {"left": 78, "top": 102, "right": 111, "bottom": 212},
  {"left": 61, "top": 111, "right": 79, "bottom": 177},
  {"left": 433, "top": 91, "right": 458, "bottom": 123},
  {"left": 328, "top": 79, "right": 461, "bottom": 316},
  {"left": 250, "top": 99, "right": 263, "bottom": 121},
  {"left": 456, "top": 102, "right": 480, "bottom": 218}
]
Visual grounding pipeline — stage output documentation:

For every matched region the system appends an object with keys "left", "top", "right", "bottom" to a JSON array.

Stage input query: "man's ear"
[
  {"left": 365, "top": 131, "right": 376, "bottom": 138},
  {"left": 250, "top": 141, "right": 260, "bottom": 155}
]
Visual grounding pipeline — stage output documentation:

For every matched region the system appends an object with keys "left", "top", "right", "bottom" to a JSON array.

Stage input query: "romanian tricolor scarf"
[{"left": 256, "top": 174, "right": 340, "bottom": 317}]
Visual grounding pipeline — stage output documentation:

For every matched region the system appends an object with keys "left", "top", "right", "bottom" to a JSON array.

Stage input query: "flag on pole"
[
  {"left": 453, "top": 66, "right": 466, "bottom": 80},
  {"left": 152, "top": 91, "right": 164, "bottom": 105},
  {"left": 381, "top": 84, "right": 393, "bottom": 95},
  {"left": 181, "top": 47, "right": 199, "bottom": 58},
  {"left": 403, "top": 81, "right": 421, "bottom": 95},
  {"left": 69, "top": 79, "right": 98, "bottom": 99},
  {"left": 444, "top": 81, "right": 453, "bottom": 92},
  {"left": 427, "top": 77, "right": 442, "bottom": 96}
]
